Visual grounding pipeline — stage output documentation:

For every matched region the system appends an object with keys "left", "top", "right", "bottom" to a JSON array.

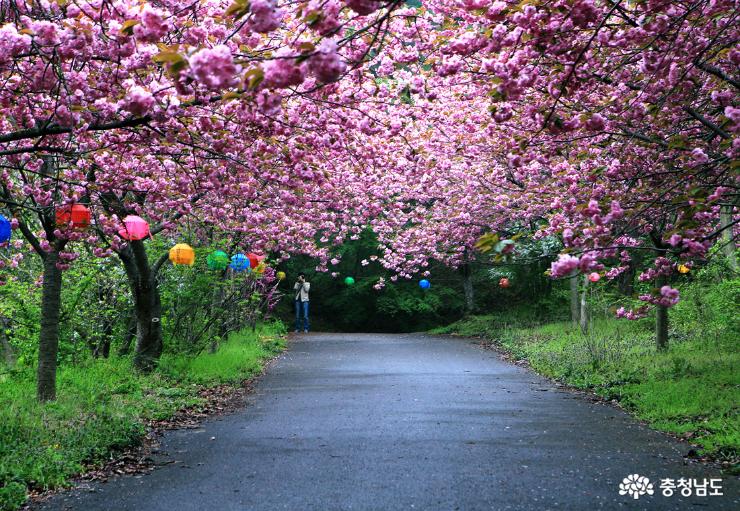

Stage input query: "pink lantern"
[
  {"left": 588, "top": 272, "right": 601, "bottom": 282},
  {"left": 118, "top": 215, "right": 150, "bottom": 241}
]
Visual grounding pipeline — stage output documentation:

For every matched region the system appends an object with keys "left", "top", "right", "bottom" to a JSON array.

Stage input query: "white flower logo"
[{"left": 619, "top": 474, "right": 654, "bottom": 499}]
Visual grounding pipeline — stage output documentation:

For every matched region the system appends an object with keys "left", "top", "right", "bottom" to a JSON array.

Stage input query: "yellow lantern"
[
  {"left": 169, "top": 243, "right": 195, "bottom": 266},
  {"left": 677, "top": 264, "right": 690, "bottom": 274},
  {"left": 276, "top": 271, "right": 286, "bottom": 281}
]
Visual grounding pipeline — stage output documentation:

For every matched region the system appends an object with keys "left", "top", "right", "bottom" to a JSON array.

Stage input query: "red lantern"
[
  {"left": 588, "top": 272, "right": 601, "bottom": 282},
  {"left": 118, "top": 215, "right": 150, "bottom": 241},
  {"left": 247, "top": 252, "right": 261, "bottom": 269},
  {"left": 55, "top": 204, "right": 91, "bottom": 229},
  {"left": 499, "top": 277, "right": 510, "bottom": 288}
]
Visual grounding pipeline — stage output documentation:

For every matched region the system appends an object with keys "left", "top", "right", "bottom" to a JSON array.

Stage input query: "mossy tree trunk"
[
  {"left": 118, "top": 240, "right": 168, "bottom": 371},
  {"left": 37, "top": 247, "right": 64, "bottom": 401},
  {"left": 720, "top": 205, "right": 737, "bottom": 272}
]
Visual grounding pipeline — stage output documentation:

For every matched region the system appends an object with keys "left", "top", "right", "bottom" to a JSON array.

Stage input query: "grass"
[
  {"left": 432, "top": 302, "right": 739, "bottom": 469},
  {"left": 0, "top": 321, "right": 286, "bottom": 511}
]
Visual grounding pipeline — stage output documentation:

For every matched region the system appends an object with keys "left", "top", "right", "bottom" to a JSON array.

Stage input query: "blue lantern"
[
  {"left": 230, "top": 253, "right": 250, "bottom": 272},
  {"left": 0, "top": 215, "right": 11, "bottom": 244},
  {"left": 419, "top": 279, "right": 430, "bottom": 289}
]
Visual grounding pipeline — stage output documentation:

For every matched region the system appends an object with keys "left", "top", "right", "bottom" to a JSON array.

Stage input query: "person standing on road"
[{"left": 294, "top": 273, "right": 310, "bottom": 333}]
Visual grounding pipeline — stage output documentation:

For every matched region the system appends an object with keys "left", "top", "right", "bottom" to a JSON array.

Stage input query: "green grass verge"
[
  {"left": 0, "top": 322, "right": 286, "bottom": 511},
  {"left": 432, "top": 311, "right": 739, "bottom": 468}
]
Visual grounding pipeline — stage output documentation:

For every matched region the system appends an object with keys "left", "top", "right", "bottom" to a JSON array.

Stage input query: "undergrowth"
[{"left": 0, "top": 322, "right": 285, "bottom": 510}]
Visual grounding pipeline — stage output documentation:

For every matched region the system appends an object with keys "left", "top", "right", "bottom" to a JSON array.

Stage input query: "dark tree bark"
[
  {"left": 37, "top": 249, "right": 63, "bottom": 401},
  {"left": 569, "top": 273, "right": 579, "bottom": 327},
  {"left": 117, "top": 312, "right": 137, "bottom": 356},
  {"left": 655, "top": 274, "right": 669, "bottom": 351},
  {"left": 617, "top": 259, "right": 636, "bottom": 296},
  {"left": 117, "top": 240, "right": 166, "bottom": 371},
  {"left": 461, "top": 263, "right": 475, "bottom": 315}
]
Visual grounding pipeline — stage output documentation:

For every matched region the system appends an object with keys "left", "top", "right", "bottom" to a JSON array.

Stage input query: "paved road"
[{"left": 39, "top": 333, "right": 737, "bottom": 510}]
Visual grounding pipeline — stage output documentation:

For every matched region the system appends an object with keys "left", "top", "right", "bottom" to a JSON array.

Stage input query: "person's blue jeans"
[{"left": 295, "top": 300, "right": 309, "bottom": 332}]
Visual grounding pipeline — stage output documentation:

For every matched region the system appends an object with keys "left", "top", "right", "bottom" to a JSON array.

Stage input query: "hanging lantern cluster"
[
  {"left": 118, "top": 215, "right": 150, "bottom": 241},
  {"left": 55, "top": 204, "right": 91, "bottom": 229},
  {"left": 169, "top": 243, "right": 195, "bottom": 266},
  {"left": 0, "top": 215, "right": 11, "bottom": 243},
  {"left": 419, "top": 279, "right": 431, "bottom": 290}
]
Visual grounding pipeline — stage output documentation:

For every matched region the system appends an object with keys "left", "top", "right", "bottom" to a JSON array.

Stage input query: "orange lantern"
[
  {"left": 255, "top": 262, "right": 266, "bottom": 274},
  {"left": 118, "top": 215, "right": 150, "bottom": 241},
  {"left": 55, "top": 204, "right": 91, "bottom": 229},
  {"left": 677, "top": 264, "right": 690, "bottom": 274},
  {"left": 499, "top": 277, "right": 510, "bottom": 288},
  {"left": 169, "top": 243, "right": 195, "bottom": 266}
]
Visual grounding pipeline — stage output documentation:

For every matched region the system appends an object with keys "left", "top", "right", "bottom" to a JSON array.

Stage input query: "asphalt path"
[{"left": 38, "top": 333, "right": 738, "bottom": 510}]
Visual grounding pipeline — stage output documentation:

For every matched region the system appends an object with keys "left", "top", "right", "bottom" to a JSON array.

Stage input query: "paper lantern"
[
  {"left": 118, "top": 215, "right": 150, "bottom": 241},
  {"left": 169, "top": 243, "right": 195, "bottom": 266},
  {"left": 419, "top": 279, "right": 431, "bottom": 289},
  {"left": 230, "top": 253, "right": 250, "bottom": 272},
  {"left": 344, "top": 276, "right": 355, "bottom": 286},
  {"left": 677, "top": 264, "right": 690, "bottom": 274},
  {"left": 0, "top": 215, "right": 11, "bottom": 243},
  {"left": 588, "top": 272, "right": 600, "bottom": 283},
  {"left": 207, "top": 250, "right": 230, "bottom": 270},
  {"left": 55, "top": 204, "right": 91, "bottom": 229},
  {"left": 255, "top": 262, "right": 266, "bottom": 274},
  {"left": 499, "top": 277, "right": 510, "bottom": 288},
  {"left": 247, "top": 252, "right": 262, "bottom": 269},
  {"left": 276, "top": 271, "right": 286, "bottom": 281}
]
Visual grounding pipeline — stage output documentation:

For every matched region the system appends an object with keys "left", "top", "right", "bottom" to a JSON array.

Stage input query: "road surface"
[{"left": 38, "top": 333, "right": 738, "bottom": 510}]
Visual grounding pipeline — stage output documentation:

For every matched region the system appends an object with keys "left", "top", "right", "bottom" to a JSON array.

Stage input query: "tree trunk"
[
  {"left": 656, "top": 303, "right": 669, "bottom": 351},
  {"left": 0, "top": 316, "right": 16, "bottom": 367},
  {"left": 461, "top": 263, "right": 475, "bottom": 315},
  {"left": 720, "top": 205, "right": 737, "bottom": 271},
  {"left": 132, "top": 284, "right": 163, "bottom": 370},
  {"left": 37, "top": 251, "right": 63, "bottom": 401},
  {"left": 617, "top": 260, "right": 636, "bottom": 296},
  {"left": 118, "top": 312, "right": 136, "bottom": 356},
  {"left": 118, "top": 240, "right": 164, "bottom": 372},
  {"left": 569, "top": 273, "right": 579, "bottom": 327},
  {"left": 656, "top": 275, "right": 669, "bottom": 351},
  {"left": 579, "top": 275, "right": 589, "bottom": 334}
]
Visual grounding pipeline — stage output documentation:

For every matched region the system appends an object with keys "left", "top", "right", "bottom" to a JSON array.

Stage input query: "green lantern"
[
  {"left": 207, "top": 250, "right": 230, "bottom": 270},
  {"left": 344, "top": 276, "right": 355, "bottom": 286}
]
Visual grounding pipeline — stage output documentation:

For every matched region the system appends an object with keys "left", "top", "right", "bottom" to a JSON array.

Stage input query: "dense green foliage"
[
  {"left": 0, "top": 323, "right": 285, "bottom": 510},
  {"left": 274, "top": 230, "right": 556, "bottom": 332},
  {"left": 433, "top": 265, "right": 739, "bottom": 468}
]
